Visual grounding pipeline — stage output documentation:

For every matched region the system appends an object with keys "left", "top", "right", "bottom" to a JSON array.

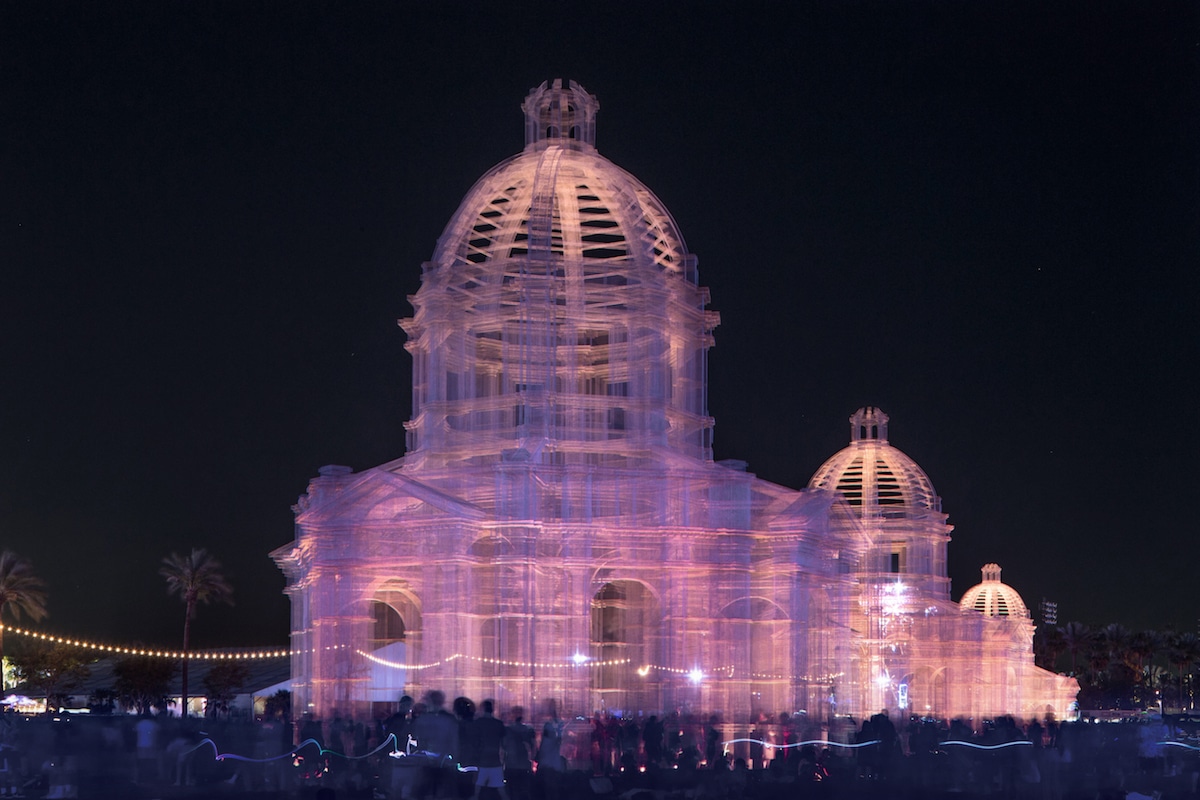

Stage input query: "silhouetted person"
[
  {"left": 642, "top": 715, "right": 663, "bottom": 766},
  {"left": 536, "top": 714, "right": 564, "bottom": 772},
  {"left": 454, "top": 696, "right": 478, "bottom": 798},
  {"left": 502, "top": 707, "right": 535, "bottom": 800},
  {"left": 133, "top": 714, "right": 161, "bottom": 784},
  {"left": 469, "top": 699, "right": 508, "bottom": 800},
  {"left": 704, "top": 715, "right": 721, "bottom": 767},
  {"left": 868, "top": 709, "right": 896, "bottom": 780},
  {"left": 387, "top": 695, "right": 417, "bottom": 799},
  {"left": 412, "top": 690, "right": 459, "bottom": 799}
]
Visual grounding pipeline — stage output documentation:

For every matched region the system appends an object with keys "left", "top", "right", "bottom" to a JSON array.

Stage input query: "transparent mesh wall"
[{"left": 284, "top": 465, "right": 855, "bottom": 722}]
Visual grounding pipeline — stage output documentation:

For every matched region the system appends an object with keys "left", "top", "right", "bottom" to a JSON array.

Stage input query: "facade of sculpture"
[{"left": 271, "top": 81, "right": 1077, "bottom": 725}]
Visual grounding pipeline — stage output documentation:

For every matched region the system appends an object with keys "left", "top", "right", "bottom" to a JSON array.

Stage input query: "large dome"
[
  {"left": 401, "top": 81, "right": 718, "bottom": 468},
  {"left": 809, "top": 408, "right": 941, "bottom": 519},
  {"left": 960, "top": 564, "right": 1030, "bottom": 618},
  {"left": 431, "top": 81, "right": 691, "bottom": 281}
]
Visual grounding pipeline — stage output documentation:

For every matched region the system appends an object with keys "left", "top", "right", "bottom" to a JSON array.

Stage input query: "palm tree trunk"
[
  {"left": 1180, "top": 664, "right": 1186, "bottom": 712},
  {"left": 0, "top": 625, "right": 5, "bottom": 693},
  {"left": 181, "top": 602, "right": 193, "bottom": 717}
]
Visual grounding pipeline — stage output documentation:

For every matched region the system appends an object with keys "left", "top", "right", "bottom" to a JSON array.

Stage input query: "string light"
[
  {"left": 0, "top": 623, "right": 846, "bottom": 682},
  {"left": 0, "top": 624, "right": 289, "bottom": 661}
]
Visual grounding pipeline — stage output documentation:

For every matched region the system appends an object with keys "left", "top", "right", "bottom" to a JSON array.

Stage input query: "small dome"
[
  {"left": 960, "top": 564, "right": 1029, "bottom": 618},
  {"left": 809, "top": 408, "right": 941, "bottom": 518}
]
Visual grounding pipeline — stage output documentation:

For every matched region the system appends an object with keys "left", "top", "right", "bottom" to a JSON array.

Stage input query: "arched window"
[{"left": 370, "top": 601, "right": 406, "bottom": 655}]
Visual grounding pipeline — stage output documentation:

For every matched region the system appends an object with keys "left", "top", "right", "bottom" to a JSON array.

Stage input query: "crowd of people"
[{"left": 0, "top": 696, "right": 1197, "bottom": 799}]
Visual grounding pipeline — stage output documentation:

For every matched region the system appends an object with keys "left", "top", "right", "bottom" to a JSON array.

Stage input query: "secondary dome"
[
  {"left": 401, "top": 80, "right": 718, "bottom": 468},
  {"left": 809, "top": 408, "right": 941, "bottom": 519},
  {"left": 960, "top": 564, "right": 1030, "bottom": 618}
]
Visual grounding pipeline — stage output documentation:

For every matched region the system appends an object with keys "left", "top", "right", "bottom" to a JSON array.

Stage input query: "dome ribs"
[{"left": 409, "top": 83, "right": 714, "bottom": 466}]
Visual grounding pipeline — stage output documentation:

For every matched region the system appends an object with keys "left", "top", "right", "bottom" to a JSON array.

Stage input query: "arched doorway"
[
  {"left": 591, "top": 580, "right": 658, "bottom": 714},
  {"left": 367, "top": 586, "right": 422, "bottom": 708},
  {"left": 719, "top": 596, "right": 792, "bottom": 716}
]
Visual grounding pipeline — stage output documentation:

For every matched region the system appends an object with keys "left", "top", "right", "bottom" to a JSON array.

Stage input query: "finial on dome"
[
  {"left": 850, "top": 407, "right": 889, "bottom": 444},
  {"left": 981, "top": 563, "right": 1002, "bottom": 582},
  {"left": 522, "top": 79, "right": 599, "bottom": 152}
]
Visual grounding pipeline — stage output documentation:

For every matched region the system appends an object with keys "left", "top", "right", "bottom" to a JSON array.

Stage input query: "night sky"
[{"left": 3, "top": 3, "right": 1197, "bottom": 651}]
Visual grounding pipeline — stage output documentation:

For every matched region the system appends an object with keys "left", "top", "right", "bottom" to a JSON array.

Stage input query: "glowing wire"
[
  {"left": 1160, "top": 741, "right": 1200, "bottom": 751},
  {"left": 187, "top": 734, "right": 407, "bottom": 764},
  {"left": 939, "top": 740, "right": 1033, "bottom": 750},
  {"left": 723, "top": 738, "right": 881, "bottom": 750},
  {"left": 356, "top": 650, "right": 630, "bottom": 671},
  {"left": 183, "top": 733, "right": 490, "bottom": 774}
]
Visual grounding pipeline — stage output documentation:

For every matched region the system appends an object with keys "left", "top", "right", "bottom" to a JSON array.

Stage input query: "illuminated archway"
[
  {"left": 591, "top": 580, "right": 659, "bottom": 713},
  {"left": 365, "top": 585, "right": 422, "bottom": 705}
]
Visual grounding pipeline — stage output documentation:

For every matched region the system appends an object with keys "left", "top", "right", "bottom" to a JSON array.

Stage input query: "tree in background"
[
  {"left": 202, "top": 660, "right": 250, "bottom": 718},
  {"left": 1060, "top": 621, "right": 1093, "bottom": 677},
  {"left": 1034, "top": 625, "right": 1065, "bottom": 671},
  {"left": 0, "top": 550, "right": 48, "bottom": 691},
  {"left": 263, "top": 689, "right": 291, "bottom": 723},
  {"left": 1100, "top": 623, "right": 1137, "bottom": 706},
  {"left": 1168, "top": 632, "right": 1200, "bottom": 712},
  {"left": 113, "top": 654, "right": 177, "bottom": 715},
  {"left": 7, "top": 642, "right": 90, "bottom": 711},
  {"left": 160, "top": 549, "right": 233, "bottom": 717},
  {"left": 1127, "top": 629, "right": 1165, "bottom": 706},
  {"left": 88, "top": 688, "right": 117, "bottom": 715}
]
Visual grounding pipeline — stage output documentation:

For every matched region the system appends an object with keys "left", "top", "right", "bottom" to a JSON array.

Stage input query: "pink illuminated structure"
[{"left": 271, "top": 81, "right": 1077, "bottom": 724}]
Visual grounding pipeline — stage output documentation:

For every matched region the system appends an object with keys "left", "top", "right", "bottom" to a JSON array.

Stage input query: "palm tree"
[
  {"left": 1128, "top": 630, "right": 1163, "bottom": 676},
  {"left": 1128, "top": 630, "right": 1165, "bottom": 703},
  {"left": 1060, "top": 621, "right": 1092, "bottom": 677},
  {"left": 0, "top": 551, "right": 48, "bottom": 691},
  {"left": 1034, "top": 625, "right": 1066, "bottom": 671},
  {"left": 161, "top": 549, "right": 233, "bottom": 717},
  {"left": 1167, "top": 632, "right": 1200, "bottom": 712},
  {"left": 1102, "top": 623, "right": 1131, "bottom": 660}
]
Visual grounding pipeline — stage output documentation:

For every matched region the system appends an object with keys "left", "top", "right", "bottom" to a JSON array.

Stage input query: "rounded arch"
[
  {"left": 589, "top": 571, "right": 664, "bottom": 608},
  {"left": 718, "top": 596, "right": 790, "bottom": 621},
  {"left": 323, "top": 584, "right": 423, "bottom": 708},
  {"left": 718, "top": 595, "right": 794, "bottom": 715},
  {"left": 590, "top": 579, "right": 661, "bottom": 709},
  {"left": 370, "top": 582, "right": 423, "bottom": 636},
  {"left": 368, "top": 583, "right": 424, "bottom": 684},
  {"left": 910, "top": 665, "right": 949, "bottom": 717},
  {"left": 468, "top": 535, "right": 515, "bottom": 559}
]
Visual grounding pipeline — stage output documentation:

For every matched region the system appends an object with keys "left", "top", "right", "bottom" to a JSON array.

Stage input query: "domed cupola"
[
  {"left": 401, "top": 80, "right": 720, "bottom": 469},
  {"left": 810, "top": 408, "right": 953, "bottom": 600},
  {"left": 810, "top": 408, "right": 941, "bottom": 520},
  {"left": 960, "top": 564, "right": 1030, "bottom": 618}
]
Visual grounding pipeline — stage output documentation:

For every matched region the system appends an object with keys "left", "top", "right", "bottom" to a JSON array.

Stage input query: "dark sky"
[{"left": 3, "top": 2, "right": 1197, "bottom": 651}]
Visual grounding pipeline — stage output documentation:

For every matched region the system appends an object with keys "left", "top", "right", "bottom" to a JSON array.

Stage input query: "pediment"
[{"left": 295, "top": 467, "right": 487, "bottom": 526}]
